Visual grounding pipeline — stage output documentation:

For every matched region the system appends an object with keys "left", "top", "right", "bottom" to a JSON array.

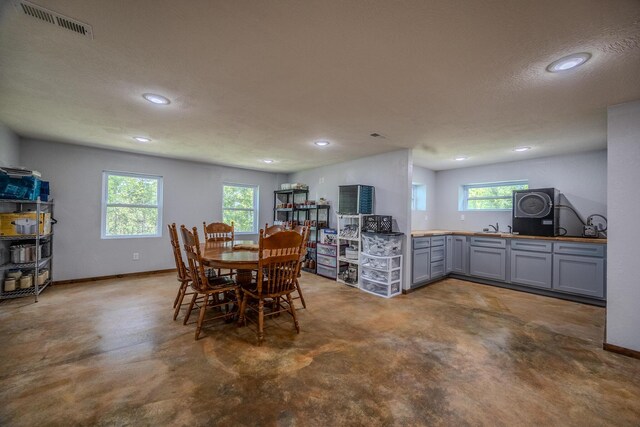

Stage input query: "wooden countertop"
[{"left": 411, "top": 230, "right": 606, "bottom": 244}]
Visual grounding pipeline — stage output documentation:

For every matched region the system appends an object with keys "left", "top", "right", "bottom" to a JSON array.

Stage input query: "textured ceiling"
[{"left": 1, "top": 0, "right": 639, "bottom": 172}]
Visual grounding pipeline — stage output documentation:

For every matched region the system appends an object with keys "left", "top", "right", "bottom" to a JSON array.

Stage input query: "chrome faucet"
[{"left": 488, "top": 223, "right": 499, "bottom": 232}]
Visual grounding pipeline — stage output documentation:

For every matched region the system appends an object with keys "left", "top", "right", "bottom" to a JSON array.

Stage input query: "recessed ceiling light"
[
  {"left": 455, "top": 156, "right": 468, "bottom": 161},
  {"left": 142, "top": 93, "right": 171, "bottom": 105},
  {"left": 133, "top": 136, "right": 152, "bottom": 143},
  {"left": 314, "top": 140, "right": 330, "bottom": 147},
  {"left": 546, "top": 53, "right": 591, "bottom": 73},
  {"left": 514, "top": 146, "right": 531, "bottom": 152},
  {"left": 263, "top": 159, "right": 274, "bottom": 164}
]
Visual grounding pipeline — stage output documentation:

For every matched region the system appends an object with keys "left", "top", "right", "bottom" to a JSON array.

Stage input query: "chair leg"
[
  {"left": 195, "top": 295, "right": 208, "bottom": 340},
  {"left": 173, "top": 283, "right": 182, "bottom": 308},
  {"left": 173, "top": 281, "right": 187, "bottom": 321},
  {"left": 287, "top": 293, "right": 300, "bottom": 334},
  {"left": 258, "top": 299, "right": 265, "bottom": 345},
  {"left": 295, "top": 279, "right": 307, "bottom": 309},
  {"left": 237, "top": 292, "right": 248, "bottom": 326},
  {"left": 184, "top": 293, "right": 197, "bottom": 325}
]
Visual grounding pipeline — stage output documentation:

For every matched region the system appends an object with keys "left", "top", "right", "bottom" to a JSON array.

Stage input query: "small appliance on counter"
[{"left": 512, "top": 188, "right": 560, "bottom": 236}]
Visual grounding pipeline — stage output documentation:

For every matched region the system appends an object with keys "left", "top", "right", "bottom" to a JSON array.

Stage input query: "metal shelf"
[
  {"left": 0, "top": 279, "right": 51, "bottom": 300},
  {"left": 0, "top": 233, "right": 52, "bottom": 241},
  {"left": 0, "top": 256, "right": 52, "bottom": 270},
  {"left": 0, "top": 199, "right": 53, "bottom": 205},
  {"left": 338, "top": 257, "right": 360, "bottom": 265}
]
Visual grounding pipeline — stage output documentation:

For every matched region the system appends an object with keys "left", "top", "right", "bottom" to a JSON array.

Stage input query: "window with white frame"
[
  {"left": 101, "top": 171, "right": 163, "bottom": 238},
  {"left": 412, "top": 183, "right": 427, "bottom": 211},
  {"left": 222, "top": 183, "right": 258, "bottom": 234},
  {"left": 461, "top": 180, "right": 528, "bottom": 211}
]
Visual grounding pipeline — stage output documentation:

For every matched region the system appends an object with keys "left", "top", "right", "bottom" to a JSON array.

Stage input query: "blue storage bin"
[{"left": 0, "top": 174, "right": 42, "bottom": 200}]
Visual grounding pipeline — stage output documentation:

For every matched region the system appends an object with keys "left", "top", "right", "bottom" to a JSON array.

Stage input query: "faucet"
[
  {"left": 507, "top": 225, "right": 512, "bottom": 234},
  {"left": 488, "top": 223, "right": 499, "bottom": 232}
]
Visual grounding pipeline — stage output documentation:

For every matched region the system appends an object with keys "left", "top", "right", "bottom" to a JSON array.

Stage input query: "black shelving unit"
[{"left": 272, "top": 189, "right": 330, "bottom": 274}]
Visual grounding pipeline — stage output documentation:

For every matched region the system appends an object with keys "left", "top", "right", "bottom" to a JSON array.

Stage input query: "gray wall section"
[
  {"left": 432, "top": 150, "right": 607, "bottom": 235},
  {"left": 0, "top": 124, "right": 20, "bottom": 167},
  {"left": 410, "top": 164, "right": 436, "bottom": 231},
  {"left": 20, "top": 139, "right": 286, "bottom": 281},
  {"left": 606, "top": 100, "right": 640, "bottom": 352},
  {"left": 287, "top": 149, "right": 412, "bottom": 288}
]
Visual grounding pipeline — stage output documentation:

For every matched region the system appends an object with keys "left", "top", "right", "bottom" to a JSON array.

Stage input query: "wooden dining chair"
[
  {"left": 168, "top": 223, "right": 194, "bottom": 321},
  {"left": 202, "top": 221, "right": 234, "bottom": 241},
  {"left": 237, "top": 229, "right": 304, "bottom": 345},
  {"left": 264, "top": 223, "right": 283, "bottom": 237},
  {"left": 202, "top": 221, "right": 235, "bottom": 277},
  {"left": 292, "top": 225, "right": 310, "bottom": 309},
  {"left": 181, "top": 225, "right": 240, "bottom": 340}
]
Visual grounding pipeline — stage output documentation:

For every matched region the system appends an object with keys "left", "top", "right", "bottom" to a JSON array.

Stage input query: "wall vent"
[{"left": 12, "top": 0, "right": 93, "bottom": 39}]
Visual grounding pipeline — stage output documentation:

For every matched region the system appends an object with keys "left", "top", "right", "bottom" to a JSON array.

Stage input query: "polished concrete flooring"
[{"left": 1, "top": 273, "right": 639, "bottom": 426}]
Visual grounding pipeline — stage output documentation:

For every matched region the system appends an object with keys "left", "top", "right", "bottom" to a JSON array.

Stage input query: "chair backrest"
[
  {"left": 203, "top": 221, "right": 234, "bottom": 242},
  {"left": 180, "top": 225, "right": 209, "bottom": 293},
  {"left": 257, "top": 229, "right": 304, "bottom": 296},
  {"left": 168, "top": 223, "right": 188, "bottom": 281},
  {"left": 293, "top": 225, "right": 310, "bottom": 257},
  {"left": 264, "top": 223, "right": 283, "bottom": 237}
]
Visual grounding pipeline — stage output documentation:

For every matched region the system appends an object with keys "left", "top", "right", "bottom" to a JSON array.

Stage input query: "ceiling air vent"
[{"left": 12, "top": 0, "right": 93, "bottom": 39}]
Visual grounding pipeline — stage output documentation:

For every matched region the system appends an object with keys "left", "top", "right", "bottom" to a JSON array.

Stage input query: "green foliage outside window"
[
  {"left": 223, "top": 184, "right": 257, "bottom": 233},
  {"left": 464, "top": 182, "right": 528, "bottom": 210},
  {"left": 104, "top": 173, "right": 161, "bottom": 237}
]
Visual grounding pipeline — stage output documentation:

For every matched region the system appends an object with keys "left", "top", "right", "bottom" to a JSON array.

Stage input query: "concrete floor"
[{"left": 1, "top": 272, "right": 639, "bottom": 426}]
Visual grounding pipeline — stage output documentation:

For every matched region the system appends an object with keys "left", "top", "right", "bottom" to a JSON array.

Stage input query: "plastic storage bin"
[
  {"left": 362, "top": 215, "right": 393, "bottom": 233},
  {"left": 361, "top": 267, "right": 401, "bottom": 283},
  {"left": 361, "top": 232, "right": 403, "bottom": 257},
  {"left": 0, "top": 174, "right": 41, "bottom": 200},
  {"left": 317, "top": 264, "right": 337, "bottom": 279},
  {"left": 360, "top": 278, "right": 401, "bottom": 298},
  {"left": 317, "top": 254, "right": 337, "bottom": 268},
  {"left": 317, "top": 243, "right": 338, "bottom": 257},
  {"left": 361, "top": 254, "right": 401, "bottom": 271}
]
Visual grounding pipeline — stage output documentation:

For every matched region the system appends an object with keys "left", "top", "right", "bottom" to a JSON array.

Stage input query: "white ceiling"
[{"left": 1, "top": 1, "right": 639, "bottom": 172}]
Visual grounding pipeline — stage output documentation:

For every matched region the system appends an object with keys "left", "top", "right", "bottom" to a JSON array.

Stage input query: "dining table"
[{"left": 200, "top": 239, "right": 259, "bottom": 287}]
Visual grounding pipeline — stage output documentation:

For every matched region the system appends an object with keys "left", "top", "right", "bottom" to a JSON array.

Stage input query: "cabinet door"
[
  {"left": 452, "top": 236, "right": 468, "bottom": 275},
  {"left": 412, "top": 248, "right": 431, "bottom": 284},
  {"left": 553, "top": 254, "right": 605, "bottom": 298},
  {"left": 446, "top": 236, "right": 453, "bottom": 273},
  {"left": 510, "top": 250, "right": 552, "bottom": 289},
  {"left": 469, "top": 247, "right": 506, "bottom": 281}
]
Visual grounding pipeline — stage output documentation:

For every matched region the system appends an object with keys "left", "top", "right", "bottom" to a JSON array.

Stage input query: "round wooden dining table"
[{"left": 200, "top": 239, "right": 259, "bottom": 286}]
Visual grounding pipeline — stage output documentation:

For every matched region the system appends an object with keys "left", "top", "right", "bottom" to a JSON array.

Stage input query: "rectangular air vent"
[{"left": 12, "top": 0, "right": 93, "bottom": 39}]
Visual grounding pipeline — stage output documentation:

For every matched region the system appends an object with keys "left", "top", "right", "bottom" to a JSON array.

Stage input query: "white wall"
[
  {"left": 411, "top": 164, "right": 436, "bottom": 231},
  {"left": 288, "top": 149, "right": 412, "bottom": 288},
  {"left": 433, "top": 150, "right": 607, "bottom": 235},
  {"left": 0, "top": 124, "right": 20, "bottom": 167},
  {"left": 20, "top": 139, "right": 286, "bottom": 281},
  {"left": 606, "top": 100, "right": 640, "bottom": 352}
]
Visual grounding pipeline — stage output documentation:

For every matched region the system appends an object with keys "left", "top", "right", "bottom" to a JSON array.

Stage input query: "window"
[
  {"left": 412, "top": 183, "right": 427, "bottom": 211},
  {"left": 222, "top": 183, "right": 258, "bottom": 234},
  {"left": 461, "top": 180, "right": 528, "bottom": 211},
  {"left": 101, "top": 171, "right": 163, "bottom": 238}
]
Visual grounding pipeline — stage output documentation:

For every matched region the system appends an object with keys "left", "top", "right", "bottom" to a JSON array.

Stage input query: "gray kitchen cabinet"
[
  {"left": 446, "top": 236, "right": 453, "bottom": 273},
  {"left": 431, "top": 246, "right": 445, "bottom": 262},
  {"left": 412, "top": 247, "right": 431, "bottom": 284},
  {"left": 431, "top": 260, "right": 445, "bottom": 279},
  {"left": 451, "top": 236, "right": 468, "bottom": 275},
  {"left": 510, "top": 250, "right": 552, "bottom": 289},
  {"left": 469, "top": 246, "right": 507, "bottom": 281},
  {"left": 553, "top": 254, "right": 605, "bottom": 298}
]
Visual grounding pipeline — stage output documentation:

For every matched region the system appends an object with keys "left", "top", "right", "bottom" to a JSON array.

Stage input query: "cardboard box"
[{"left": 0, "top": 212, "right": 51, "bottom": 236}]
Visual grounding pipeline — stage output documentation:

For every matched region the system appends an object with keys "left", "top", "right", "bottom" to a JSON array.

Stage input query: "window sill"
[{"left": 101, "top": 234, "right": 163, "bottom": 240}]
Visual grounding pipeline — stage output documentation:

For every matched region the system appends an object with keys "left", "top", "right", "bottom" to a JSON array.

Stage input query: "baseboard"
[
  {"left": 53, "top": 268, "right": 176, "bottom": 285},
  {"left": 603, "top": 343, "right": 640, "bottom": 360}
]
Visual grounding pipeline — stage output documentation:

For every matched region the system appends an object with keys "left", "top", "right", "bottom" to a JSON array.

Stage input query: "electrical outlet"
[
  {"left": 319, "top": 176, "right": 325, "bottom": 184},
  {"left": 133, "top": 252, "right": 140, "bottom": 261},
  {"left": 424, "top": 215, "right": 428, "bottom": 221},
  {"left": 460, "top": 214, "right": 465, "bottom": 221}
]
